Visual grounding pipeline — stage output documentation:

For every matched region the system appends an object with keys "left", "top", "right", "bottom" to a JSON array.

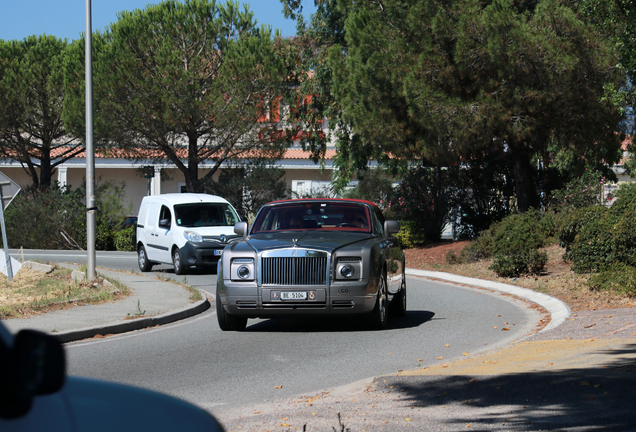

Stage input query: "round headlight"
[
  {"left": 237, "top": 265, "right": 251, "bottom": 279},
  {"left": 340, "top": 264, "right": 355, "bottom": 278}
]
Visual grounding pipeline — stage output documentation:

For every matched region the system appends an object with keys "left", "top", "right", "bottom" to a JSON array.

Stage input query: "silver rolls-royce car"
[{"left": 216, "top": 198, "right": 406, "bottom": 331}]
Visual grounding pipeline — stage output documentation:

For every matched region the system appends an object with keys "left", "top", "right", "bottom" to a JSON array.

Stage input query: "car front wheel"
[
  {"left": 369, "top": 273, "right": 388, "bottom": 330},
  {"left": 216, "top": 288, "right": 247, "bottom": 331}
]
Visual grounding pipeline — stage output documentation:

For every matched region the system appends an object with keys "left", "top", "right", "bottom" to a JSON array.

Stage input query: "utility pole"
[{"left": 85, "top": 0, "right": 96, "bottom": 280}]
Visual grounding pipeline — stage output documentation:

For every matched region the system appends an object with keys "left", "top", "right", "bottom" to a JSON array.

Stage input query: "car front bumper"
[{"left": 218, "top": 279, "right": 378, "bottom": 318}]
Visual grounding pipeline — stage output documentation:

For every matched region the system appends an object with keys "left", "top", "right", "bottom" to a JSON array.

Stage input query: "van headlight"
[
  {"left": 183, "top": 230, "right": 202, "bottom": 242},
  {"left": 231, "top": 258, "right": 254, "bottom": 281}
]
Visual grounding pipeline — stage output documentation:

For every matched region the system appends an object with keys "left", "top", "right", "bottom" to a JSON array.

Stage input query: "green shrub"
[
  {"left": 526, "top": 249, "right": 549, "bottom": 275},
  {"left": 114, "top": 226, "right": 136, "bottom": 252},
  {"left": 588, "top": 262, "right": 636, "bottom": 295},
  {"left": 557, "top": 206, "right": 608, "bottom": 251},
  {"left": 608, "top": 183, "right": 636, "bottom": 218},
  {"left": 96, "top": 219, "right": 115, "bottom": 251},
  {"left": 567, "top": 216, "right": 615, "bottom": 273},
  {"left": 563, "top": 184, "right": 636, "bottom": 274},
  {"left": 490, "top": 209, "right": 550, "bottom": 255},
  {"left": 466, "top": 209, "right": 550, "bottom": 259},
  {"left": 612, "top": 209, "right": 636, "bottom": 266},
  {"left": 489, "top": 250, "right": 548, "bottom": 278},
  {"left": 489, "top": 254, "right": 526, "bottom": 278},
  {"left": 6, "top": 179, "right": 131, "bottom": 250},
  {"left": 395, "top": 220, "right": 426, "bottom": 248},
  {"left": 549, "top": 169, "right": 607, "bottom": 213}
]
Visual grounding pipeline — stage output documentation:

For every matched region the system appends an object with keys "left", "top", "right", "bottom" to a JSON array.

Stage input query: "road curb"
[
  {"left": 405, "top": 268, "right": 571, "bottom": 332},
  {"left": 54, "top": 292, "right": 210, "bottom": 344}
]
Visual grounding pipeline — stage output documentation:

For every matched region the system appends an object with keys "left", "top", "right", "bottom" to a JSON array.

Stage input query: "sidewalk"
[{"left": 2, "top": 267, "right": 210, "bottom": 343}]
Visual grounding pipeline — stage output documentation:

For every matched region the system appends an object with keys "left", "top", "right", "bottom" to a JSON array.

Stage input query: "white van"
[{"left": 136, "top": 193, "right": 242, "bottom": 274}]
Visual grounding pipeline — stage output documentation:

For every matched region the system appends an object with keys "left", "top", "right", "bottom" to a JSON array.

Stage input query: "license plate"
[
  {"left": 281, "top": 291, "right": 307, "bottom": 300},
  {"left": 214, "top": 249, "right": 223, "bottom": 256}
]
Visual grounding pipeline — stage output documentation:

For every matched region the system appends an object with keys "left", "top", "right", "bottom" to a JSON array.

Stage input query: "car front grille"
[{"left": 261, "top": 256, "right": 328, "bottom": 286}]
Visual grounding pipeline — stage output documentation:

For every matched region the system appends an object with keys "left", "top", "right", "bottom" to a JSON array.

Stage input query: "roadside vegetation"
[
  {"left": 1, "top": 1, "right": 635, "bottom": 311},
  {"left": 0, "top": 265, "right": 128, "bottom": 319}
]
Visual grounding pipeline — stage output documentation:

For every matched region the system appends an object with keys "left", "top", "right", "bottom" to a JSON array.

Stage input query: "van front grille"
[{"left": 262, "top": 256, "right": 328, "bottom": 286}]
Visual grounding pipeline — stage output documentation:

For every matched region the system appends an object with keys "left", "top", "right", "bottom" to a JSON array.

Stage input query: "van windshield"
[{"left": 174, "top": 203, "right": 240, "bottom": 228}]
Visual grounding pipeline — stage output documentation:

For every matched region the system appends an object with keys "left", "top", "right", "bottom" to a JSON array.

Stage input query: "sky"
[{"left": 1, "top": 0, "right": 317, "bottom": 42}]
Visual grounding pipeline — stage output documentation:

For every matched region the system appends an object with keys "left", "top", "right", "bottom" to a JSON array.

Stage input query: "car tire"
[
  {"left": 172, "top": 248, "right": 186, "bottom": 275},
  {"left": 392, "top": 276, "right": 407, "bottom": 317},
  {"left": 216, "top": 288, "right": 247, "bottom": 331},
  {"left": 369, "top": 273, "right": 388, "bottom": 330},
  {"left": 138, "top": 245, "right": 153, "bottom": 272}
]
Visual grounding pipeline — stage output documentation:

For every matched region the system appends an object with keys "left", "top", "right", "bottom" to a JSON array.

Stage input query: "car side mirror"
[
  {"left": 0, "top": 330, "right": 66, "bottom": 420},
  {"left": 234, "top": 221, "right": 248, "bottom": 237},
  {"left": 384, "top": 220, "right": 400, "bottom": 237},
  {"left": 159, "top": 218, "right": 170, "bottom": 229}
]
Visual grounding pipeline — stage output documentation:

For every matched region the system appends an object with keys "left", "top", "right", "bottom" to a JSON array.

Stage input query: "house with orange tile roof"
[{"left": 0, "top": 143, "right": 346, "bottom": 213}]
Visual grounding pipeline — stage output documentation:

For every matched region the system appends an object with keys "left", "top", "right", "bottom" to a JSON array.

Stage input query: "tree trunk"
[
  {"left": 184, "top": 168, "right": 200, "bottom": 193},
  {"left": 510, "top": 143, "right": 539, "bottom": 213}
]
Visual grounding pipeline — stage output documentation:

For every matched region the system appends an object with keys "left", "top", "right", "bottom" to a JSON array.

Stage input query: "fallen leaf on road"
[
  {"left": 469, "top": 379, "right": 476, "bottom": 383},
  {"left": 483, "top": 360, "right": 491, "bottom": 364},
  {"left": 445, "top": 343, "right": 450, "bottom": 347},
  {"left": 274, "top": 385, "right": 283, "bottom": 389},
  {"left": 418, "top": 359, "right": 424, "bottom": 362},
  {"left": 463, "top": 352, "right": 469, "bottom": 356},
  {"left": 437, "top": 356, "right": 444, "bottom": 360},
  {"left": 502, "top": 328, "right": 510, "bottom": 331}
]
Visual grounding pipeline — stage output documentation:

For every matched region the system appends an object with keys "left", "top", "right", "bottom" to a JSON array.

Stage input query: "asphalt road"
[{"left": 11, "top": 250, "right": 542, "bottom": 417}]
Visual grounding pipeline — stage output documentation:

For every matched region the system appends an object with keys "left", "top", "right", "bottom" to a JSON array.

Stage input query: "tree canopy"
[
  {"left": 0, "top": 35, "right": 83, "bottom": 188},
  {"left": 326, "top": 0, "right": 625, "bottom": 212},
  {"left": 64, "top": 0, "right": 299, "bottom": 192},
  {"left": 285, "top": 0, "right": 626, "bottom": 212}
]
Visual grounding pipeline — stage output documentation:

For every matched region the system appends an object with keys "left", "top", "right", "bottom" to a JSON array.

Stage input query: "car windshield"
[
  {"left": 252, "top": 202, "right": 371, "bottom": 233},
  {"left": 174, "top": 203, "right": 240, "bottom": 228}
]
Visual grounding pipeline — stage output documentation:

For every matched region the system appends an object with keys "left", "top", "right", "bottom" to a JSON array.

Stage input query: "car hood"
[{"left": 246, "top": 231, "right": 375, "bottom": 254}]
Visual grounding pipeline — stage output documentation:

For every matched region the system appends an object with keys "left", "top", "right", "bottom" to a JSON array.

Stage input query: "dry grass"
[
  {"left": 0, "top": 265, "right": 129, "bottom": 319},
  {"left": 405, "top": 243, "right": 636, "bottom": 312}
]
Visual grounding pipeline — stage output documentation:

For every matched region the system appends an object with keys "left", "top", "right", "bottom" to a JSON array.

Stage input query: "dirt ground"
[{"left": 403, "top": 241, "right": 635, "bottom": 312}]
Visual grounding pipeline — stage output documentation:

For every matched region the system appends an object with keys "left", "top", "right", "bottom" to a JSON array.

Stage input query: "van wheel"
[
  {"left": 138, "top": 245, "right": 153, "bottom": 272},
  {"left": 172, "top": 248, "right": 186, "bottom": 275}
]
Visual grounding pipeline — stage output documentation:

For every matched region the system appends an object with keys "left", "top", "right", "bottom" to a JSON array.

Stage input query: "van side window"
[{"left": 159, "top": 205, "right": 171, "bottom": 229}]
